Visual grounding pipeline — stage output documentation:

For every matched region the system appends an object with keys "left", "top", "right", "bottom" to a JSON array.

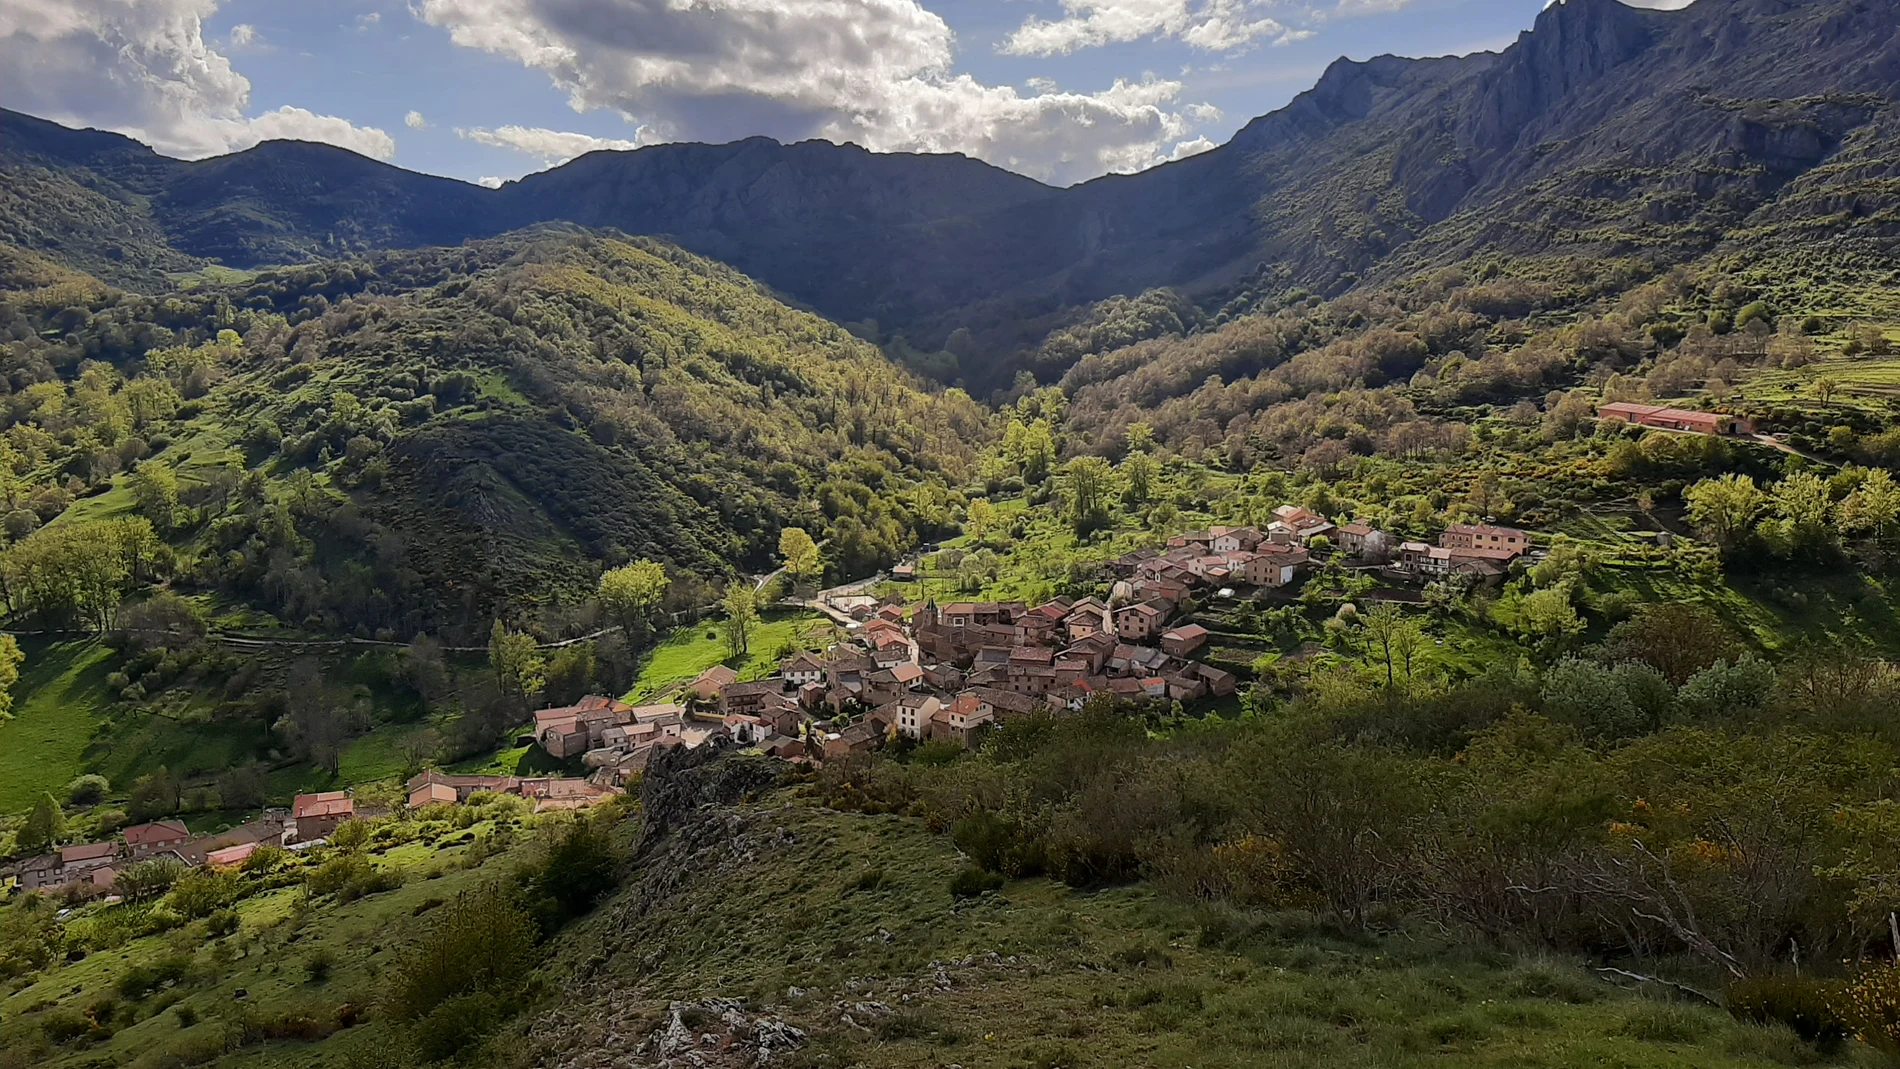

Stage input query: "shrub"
[
  {"left": 116, "top": 953, "right": 190, "bottom": 999},
  {"left": 409, "top": 993, "right": 510, "bottom": 1061},
  {"left": 1837, "top": 962, "right": 1900, "bottom": 1054},
  {"left": 523, "top": 818, "right": 618, "bottom": 932},
  {"left": 174, "top": 1004, "right": 199, "bottom": 1028},
  {"left": 948, "top": 866, "right": 1005, "bottom": 899},
  {"left": 205, "top": 909, "right": 241, "bottom": 937},
  {"left": 66, "top": 774, "right": 110, "bottom": 806},
  {"left": 41, "top": 1010, "right": 89, "bottom": 1042},
  {"left": 384, "top": 888, "right": 538, "bottom": 1024},
  {"left": 1727, "top": 973, "right": 1847, "bottom": 1048},
  {"left": 166, "top": 870, "right": 237, "bottom": 919},
  {"left": 305, "top": 950, "right": 335, "bottom": 984},
  {"left": 116, "top": 857, "right": 188, "bottom": 902},
  {"left": 306, "top": 854, "right": 404, "bottom": 901}
]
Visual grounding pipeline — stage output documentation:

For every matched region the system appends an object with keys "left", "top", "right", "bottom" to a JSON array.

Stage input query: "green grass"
[
  {"left": 0, "top": 816, "right": 537, "bottom": 1069},
  {"left": 0, "top": 641, "right": 115, "bottom": 813},
  {"left": 626, "top": 609, "right": 830, "bottom": 701},
  {"left": 538, "top": 790, "right": 1857, "bottom": 1069},
  {"left": 1739, "top": 356, "right": 1900, "bottom": 413}
]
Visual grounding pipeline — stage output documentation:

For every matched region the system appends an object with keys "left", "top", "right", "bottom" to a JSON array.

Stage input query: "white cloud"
[
  {"left": 249, "top": 105, "right": 397, "bottom": 157},
  {"left": 356, "top": 12, "right": 381, "bottom": 29},
  {"left": 227, "top": 22, "right": 262, "bottom": 49},
  {"left": 1003, "top": 0, "right": 1304, "bottom": 56},
  {"left": 456, "top": 124, "right": 649, "bottom": 164},
  {"left": 477, "top": 176, "right": 505, "bottom": 188},
  {"left": 1168, "top": 135, "right": 1217, "bottom": 160},
  {"left": 415, "top": 0, "right": 1215, "bottom": 185},
  {"left": 0, "top": 0, "right": 395, "bottom": 160},
  {"left": 405, "top": 109, "right": 428, "bottom": 129},
  {"left": 1186, "top": 102, "right": 1222, "bottom": 122}
]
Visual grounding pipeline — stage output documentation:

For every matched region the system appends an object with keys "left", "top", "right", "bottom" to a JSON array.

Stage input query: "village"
[
  {"left": 515, "top": 505, "right": 1539, "bottom": 773},
  {"left": 4, "top": 506, "right": 1536, "bottom": 898}
]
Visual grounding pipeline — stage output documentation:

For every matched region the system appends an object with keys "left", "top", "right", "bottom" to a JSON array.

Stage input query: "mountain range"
[{"left": 4, "top": 0, "right": 1899, "bottom": 386}]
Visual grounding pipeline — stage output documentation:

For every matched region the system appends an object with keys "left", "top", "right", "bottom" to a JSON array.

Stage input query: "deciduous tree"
[
  {"left": 777, "top": 527, "right": 821, "bottom": 585},
  {"left": 1063, "top": 455, "right": 1116, "bottom": 537},
  {"left": 722, "top": 584, "right": 758, "bottom": 658},
  {"left": 17, "top": 792, "right": 63, "bottom": 854},
  {"left": 597, "top": 559, "right": 669, "bottom": 639},
  {"left": 490, "top": 621, "right": 546, "bottom": 705},
  {"left": 1685, "top": 473, "right": 1767, "bottom": 553}
]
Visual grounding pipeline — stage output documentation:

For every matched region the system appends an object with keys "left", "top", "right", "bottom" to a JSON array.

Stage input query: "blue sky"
[{"left": 0, "top": 0, "right": 1596, "bottom": 188}]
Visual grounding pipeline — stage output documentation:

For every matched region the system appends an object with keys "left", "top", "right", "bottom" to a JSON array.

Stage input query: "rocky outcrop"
[
  {"left": 524, "top": 748, "right": 803, "bottom": 1067},
  {"left": 532, "top": 997, "right": 807, "bottom": 1069}
]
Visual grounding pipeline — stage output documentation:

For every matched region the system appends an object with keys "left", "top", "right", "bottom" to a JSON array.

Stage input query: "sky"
[{"left": 0, "top": 0, "right": 1689, "bottom": 189}]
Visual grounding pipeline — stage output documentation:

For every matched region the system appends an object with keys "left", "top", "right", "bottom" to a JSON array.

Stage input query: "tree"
[
  {"left": 17, "top": 792, "right": 64, "bottom": 854},
  {"left": 489, "top": 621, "right": 546, "bottom": 705},
  {"left": 1600, "top": 604, "right": 1740, "bottom": 685},
  {"left": 1685, "top": 473, "right": 1767, "bottom": 554},
  {"left": 1840, "top": 468, "right": 1900, "bottom": 545},
  {"left": 129, "top": 462, "right": 179, "bottom": 529},
  {"left": 0, "top": 634, "right": 21, "bottom": 722},
  {"left": 597, "top": 559, "right": 669, "bottom": 639},
  {"left": 115, "top": 857, "right": 186, "bottom": 903},
  {"left": 1769, "top": 470, "right": 1834, "bottom": 554},
  {"left": 283, "top": 659, "right": 349, "bottom": 775},
  {"left": 966, "top": 498, "right": 998, "bottom": 541},
  {"left": 1004, "top": 419, "right": 1056, "bottom": 483},
  {"left": 1465, "top": 469, "right": 1505, "bottom": 519},
  {"left": 1063, "top": 455, "right": 1116, "bottom": 537},
  {"left": 401, "top": 634, "right": 450, "bottom": 704},
  {"left": 113, "top": 592, "right": 206, "bottom": 652},
  {"left": 1810, "top": 376, "right": 1841, "bottom": 406},
  {"left": 1678, "top": 656, "right": 1777, "bottom": 719},
  {"left": 1360, "top": 602, "right": 1408, "bottom": 688},
  {"left": 542, "top": 643, "right": 596, "bottom": 706},
  {"left": 722, "top": 584, "right": 758, "bottom": 658},
  {"left": 1391, "top": 616, "right": 1428, "bottom": 681},
  {"left": 777, "top": 527, "right": 821, "bottom": 585},
  {"left": 1121, "top": 450, "right": 1158, "bottom": 505},
  {"left": 1125, "top": 421, "right": 1155, "bottom": 454},
  {"left": 1519, "top": 584, "right": 1585, "bottom": 644},
  {"left": 127, "top": 768, "right": 180, "bottom": 822}
]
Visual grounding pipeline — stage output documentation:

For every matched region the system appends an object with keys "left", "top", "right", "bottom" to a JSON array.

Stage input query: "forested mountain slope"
[
  {"left": 0, "top": 231, "right": 984, "bottom": 640},
  {"left": 5, "top": 0, "right": 1897, "bottom": 385}
]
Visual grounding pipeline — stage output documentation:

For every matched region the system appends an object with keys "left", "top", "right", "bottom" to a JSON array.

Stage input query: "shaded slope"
[{"left": 0, "top": 229, "right": 983, "bottom": 635}]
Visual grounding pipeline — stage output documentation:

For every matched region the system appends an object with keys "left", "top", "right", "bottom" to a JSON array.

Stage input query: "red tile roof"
[
  {"left": 123, "top": 820, "right": 190, "bottom": 846},
  {"left": 292, "top": 791, "right": 354, "bottom": 820}
]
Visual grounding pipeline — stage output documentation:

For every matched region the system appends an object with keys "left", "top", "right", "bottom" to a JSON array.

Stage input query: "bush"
[
  {"left": 384, "top": 888, "right": 538, "bottom": 1024},
  {"left": 41, "top": 1009, "right": 90, "bottom": 1042},
  {"left": 116, "top": 857, "right": 188, "bottom": 902},
  {"left": 1837, "top": 962, "right": 1900, "bottom": 1054},
  {"left": 67, "top": 774, "right": 110, "bottom": 806},
  {"left": 174, "top": 1004, "right": 199, "bottom": 1028},
  {"left": 409, "top": 992, "right": 510, "bottom": 1061},
  {"left": 524, "top": 818, "right": 618, "bottom": 932},
  {"left": 205, "top": 909, "right": 241, "bottom": 937},
  {"left": 1727, "top": 973, "right": 1847, "bottom": 1049},
  {"left": 116, "top": 953, "right": 190, "bottom": 1000},
  {"left": 306, "top": 854, "right": 404, "bottom": 901},
  {"left": 948, "top": 866, "right": 1005, "bottom": 899},
  {"left": 166, "top": 870, "right": 237, "bottom": 919},
  {"left": 305, "top": 950, "right": 335, "bottom": 984}
]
